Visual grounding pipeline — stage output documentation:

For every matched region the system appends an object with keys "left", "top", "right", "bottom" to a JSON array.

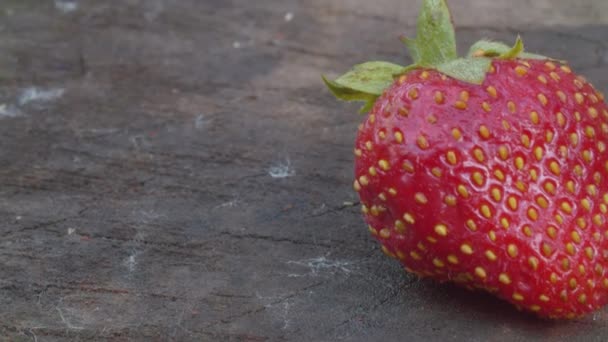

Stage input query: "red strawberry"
[{"left": 324, "top": 0, "right": 608, "bottom": 319}]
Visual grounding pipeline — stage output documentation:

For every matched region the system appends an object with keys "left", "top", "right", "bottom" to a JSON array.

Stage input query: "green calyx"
[
  {"left": 322, "top": 62, "right": 406, "bottom": 113},
  {"left": 322, "top": 0, "right": 550, "bottom": 112}
]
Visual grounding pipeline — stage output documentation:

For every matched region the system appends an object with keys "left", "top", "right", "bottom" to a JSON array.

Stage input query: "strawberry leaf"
[
  {"left": 436, "top": 58, "right": 493, "bottom": 85},
  {"left": 327, "top": 61, "right": 406, "bottom": 96},
  {"left": 467, "top": 38, "right": 549, "bottom": 60},
  {"left": 400, "top": 36, "right": 422, "bottom": 65},
  {"left": 405, "top": 0, "right": 457, "bottom": 66},
  {"left": 322, "top": 76, "right": 378, "bottom": 114},
  {"left": 499, "top": 36, "right": 524, "bottom": 59},
  {"left": 322, "top": 61, "right": 405, "bottom": 113}
]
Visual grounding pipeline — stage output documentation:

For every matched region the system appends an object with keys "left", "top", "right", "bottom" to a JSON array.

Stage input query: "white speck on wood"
[
  {"left": 0, "top": 104, "right": 20, "bottom": 118},
  {"left": 286, "top": 273, "right": 305, "bottom": 278},
  {"left": 18, "top": 87, "right": 65, "bottom": 106},
  {"left": 281, "top": 301, "right": 291, "bottom": 330},
  {"left": 170, "top": 303, "right": 196, "bottom": 338},
  {"left": 194, "top": 114, "right": 207, "bottom": 129},
  {"left": 268, "top": 158, "right": 295, "bottom": 178},
  {"left": 232, "top": 39, "right": 255, "bottom": 49},
  {"left": 312, "top": 203, "right": 327, "bottom": 215},
  {"left": 214, "top": 198, "right": 239, "bottom": 209},
  {"left": 54, "top": 0, "right": 78, "bottom": 13},
  {"left": 36, "top": 289, "right": 45, "bottom": 307},
  {"left": 86, "top": 128, "right": 120, "bottom": 135},
  {"left": 287, "top": 256, "right": 354, "bottom": 277},
  {"left": 28, "top": 329, "right": 38, "bottom": 342},
  {"left": 124, "top": 254, "right": 137, "bottom": 272},
  {"left": 67, "top": 228, "right": 76, "bottom": 235},
  {"left": 134, "top": 230, "right": 146, "bottom": 241},
  {"left": 130, "top": 135, "right": 144, "bottom": 150},
  {"left": 56, "top": 307, "right": 84, "bottom": 330},
  {"left": 136, "top": 210, "right": 166, "bottom": 224},
  {"left": 284, "top": 12, "right": 294, "bottom": 22}
]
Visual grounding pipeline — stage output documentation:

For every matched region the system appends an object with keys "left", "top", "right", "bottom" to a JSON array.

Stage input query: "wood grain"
[{"left": 1, "top": 1, "right": 608, "bottom": 341}]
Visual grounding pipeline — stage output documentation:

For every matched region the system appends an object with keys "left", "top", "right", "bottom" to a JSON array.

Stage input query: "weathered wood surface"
[{"left": 1, "top": 1, "right": 608, "bottom": 341}]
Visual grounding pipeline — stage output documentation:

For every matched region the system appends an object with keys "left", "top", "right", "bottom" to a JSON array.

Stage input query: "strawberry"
[{"left": 323, "top": 0, "right": 608, "bottom": 319}]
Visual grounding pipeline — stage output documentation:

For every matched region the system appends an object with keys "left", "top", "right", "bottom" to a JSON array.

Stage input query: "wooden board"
[{"left": 2, "top": 1, "right": 608, "bottom": 340}]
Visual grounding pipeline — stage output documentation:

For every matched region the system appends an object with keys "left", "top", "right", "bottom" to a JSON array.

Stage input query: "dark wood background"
[{"left": 2, "top": 1, "right": 608, "bottom": 341}]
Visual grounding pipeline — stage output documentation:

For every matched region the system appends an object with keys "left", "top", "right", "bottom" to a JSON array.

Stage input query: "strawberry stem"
[{"left": 403, "top": 0, "right": 457, "bottom": 67}]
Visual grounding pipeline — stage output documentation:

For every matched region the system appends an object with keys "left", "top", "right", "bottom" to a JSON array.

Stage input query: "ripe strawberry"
[{"left": 324, "top": 0, "right": 608, "bottom": 319}]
